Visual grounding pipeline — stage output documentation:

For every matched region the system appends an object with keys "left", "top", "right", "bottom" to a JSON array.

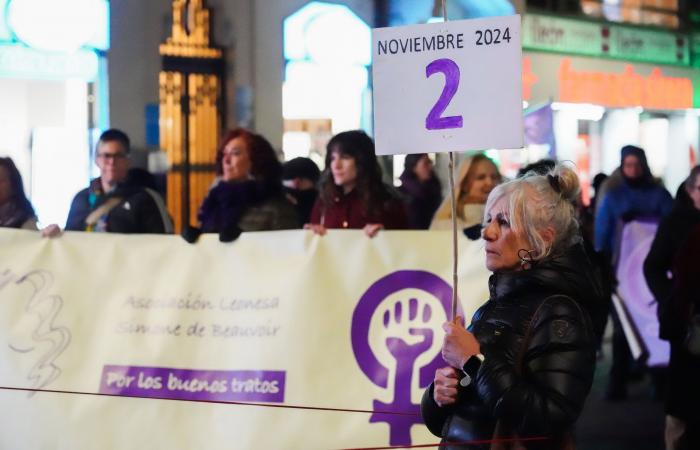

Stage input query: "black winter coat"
[
  {"left": 399, "top": 175, "right": 442, "bottom": 230},
  {"left": 66, "top": 178, "right": 172, "bottom": 234},
  {"left": 643, "top": 198, "right": 700, "bottom": 341},
  {"left": 421, "top": 244, "right": 603, "bottom": 449}
]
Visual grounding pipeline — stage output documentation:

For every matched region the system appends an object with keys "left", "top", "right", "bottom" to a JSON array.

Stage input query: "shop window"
[
  {"left": 3, "top": 0, "right": 109, "bottom": 52},
  {"left": 0, "top": 1, "right": 110, "bottom": 225},
  {"left": 578, "top": 0, "right": 680, "bottom": 28},
  {"left": 282, "top": 2, "right": 371, "bottom": 163}
]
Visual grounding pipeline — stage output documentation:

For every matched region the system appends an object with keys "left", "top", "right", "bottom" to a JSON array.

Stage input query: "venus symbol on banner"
[
  {"left": 351, "top": 270, "right": 463, "bottom": 446},
  {"left": 372, "top": 15, "right": 523, "bottom": 155}
]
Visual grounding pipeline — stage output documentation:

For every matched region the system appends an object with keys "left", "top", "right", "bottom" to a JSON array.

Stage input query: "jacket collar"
[{"left": 488, "top": 243, "right": 599, "bottom": 305}]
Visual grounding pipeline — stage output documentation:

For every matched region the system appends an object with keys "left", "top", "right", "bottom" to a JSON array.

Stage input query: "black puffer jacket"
[{"left": 421, "top": 243, "right": 604, "bottom": 449}]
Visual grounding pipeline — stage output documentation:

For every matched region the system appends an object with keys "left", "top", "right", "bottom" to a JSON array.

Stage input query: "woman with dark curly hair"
[
  {"left": 0, "top": 157, "right": 37, "bottom": 230},
  {"left": 189, "top": 128, "right": 298, "bottom": 242},
  {"left": 305, "top": 130, "right": 407, "bottom": 237}
]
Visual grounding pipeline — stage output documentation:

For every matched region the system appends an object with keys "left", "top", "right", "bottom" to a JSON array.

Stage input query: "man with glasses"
[{"left": 65, "top": 129, "right": 172, "bottom": 233}]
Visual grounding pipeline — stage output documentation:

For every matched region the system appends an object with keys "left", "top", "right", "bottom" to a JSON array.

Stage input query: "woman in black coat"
[
  {"left": 421, "top": 165, "right": 604, "bottom": 449},
  {"left": 643, "top": 165, "right": 700, "bottom": 450}
]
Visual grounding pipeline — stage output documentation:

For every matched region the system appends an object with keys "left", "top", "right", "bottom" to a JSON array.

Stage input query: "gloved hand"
[
  {"left": 219, "top": 225, "right": 242, "bottom": 243},
  {"left": 182, "top": 225, "right": 202, "bottom": 244}
]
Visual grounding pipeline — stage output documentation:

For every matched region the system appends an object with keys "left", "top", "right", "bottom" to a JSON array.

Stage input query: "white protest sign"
[{"left": 372, "top": 15, "right": 523, "bottom": 155}]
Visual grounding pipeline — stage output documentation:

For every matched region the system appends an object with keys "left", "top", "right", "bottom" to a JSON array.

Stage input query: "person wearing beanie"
[
  {"left": 282, "top": 157, "right": 321, "bottom": 225},
  {"left": 594, "top": 144, "right": 673, "bottom": 401},
  {"left": 595, "top": 145, "right": 672, "bottom": 255}
]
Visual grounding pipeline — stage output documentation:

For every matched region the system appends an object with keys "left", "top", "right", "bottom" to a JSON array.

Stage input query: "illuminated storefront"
[
  {"left": 282, "top": 1, "right": 372, "bottom": 165},
  {"left": 0, "top": 0, "right": 109, "bottom": 226},
  {"left": 513, "top": 13, "right": 700, "bottom": 197}
]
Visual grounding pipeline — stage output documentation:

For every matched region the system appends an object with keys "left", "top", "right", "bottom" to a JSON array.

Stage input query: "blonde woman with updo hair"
[
  {"left": 422, "top": 165, "right": 606, "bottom": 450},
  {"left": 430, "top": 154, "right": 501, "bottom": 231}
]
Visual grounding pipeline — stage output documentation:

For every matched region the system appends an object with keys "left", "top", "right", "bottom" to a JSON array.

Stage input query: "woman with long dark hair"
[
  {"left": 305, "top": 130, "right": 407, "bottom": 237},
  {"left": 188, "top": 128, "right": 298, "bottom": 242},
  {"left": 0, "top": 157, "right": 37, "bottom": 230}
]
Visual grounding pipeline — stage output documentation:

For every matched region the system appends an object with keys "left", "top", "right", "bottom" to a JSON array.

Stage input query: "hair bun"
[{"left": 550, "top": 165, "right": 580, "bottom": 202}]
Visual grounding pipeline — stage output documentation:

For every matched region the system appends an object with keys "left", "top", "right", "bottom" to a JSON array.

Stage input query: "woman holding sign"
[
  {"left": 430, "top": 154, "right": 501, "bottom": 234},
  {"left": 305, "top": 130, "right": 407, "bottom": 237},
  {"left": 422, "top": 165, "right": 604, "bottom": 449}
]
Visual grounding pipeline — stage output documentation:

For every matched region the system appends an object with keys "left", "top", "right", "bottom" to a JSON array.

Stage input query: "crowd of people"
[{"left": 2, "top": 125, "right": 700, "bottom": 448}]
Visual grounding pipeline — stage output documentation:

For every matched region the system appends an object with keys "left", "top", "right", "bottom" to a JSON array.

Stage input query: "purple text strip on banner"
[{"left": 99, "top": 365, "right": 285, "bottom": 403}]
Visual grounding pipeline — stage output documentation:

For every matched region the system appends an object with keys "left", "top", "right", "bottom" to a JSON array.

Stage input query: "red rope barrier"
[
  {"left": 0, "top": 385, "right": 420, "bottom": 416},
  {"left": 337, "top": 436, "right": 549, "bottom": 450},
  {"left": 0, "top": 385, "right": 549, "bottom": 449}
]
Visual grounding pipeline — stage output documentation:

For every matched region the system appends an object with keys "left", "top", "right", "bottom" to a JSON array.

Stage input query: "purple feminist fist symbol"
[{"left": 351, "top": 271, "right": 462, "bottom": 446}]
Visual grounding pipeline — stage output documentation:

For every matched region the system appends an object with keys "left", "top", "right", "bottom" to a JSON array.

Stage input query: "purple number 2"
[{"left": 425, "top": 58, "right": 463, "bottom": 130}]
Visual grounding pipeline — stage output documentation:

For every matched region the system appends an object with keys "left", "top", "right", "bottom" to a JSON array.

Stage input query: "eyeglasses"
[{"left": 97, "top": 152, "right": 128, "bottom": 161}]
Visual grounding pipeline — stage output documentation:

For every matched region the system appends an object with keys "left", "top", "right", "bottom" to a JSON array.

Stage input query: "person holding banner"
[
  {"left": 644, "top": 165, "right": 700, "bottom": 450},
  {"left": 399, "top": 153, "right": 442, "bottom": 229},
  {"left": 305, "top": 130, "right": 407, "bottom": 237},
  {"left": 430, "top": 154, "right": 501, "bottom": 235},
  {"left": 422, "top": 165, "right": 603, "bottom": 450},
  {"left": 65, "top": 129, "right": 173, "bottom": 234},
  {"left": 0, "top": 157, "right": 37, "bottom": 230},
  {"left": 186, "top": 128, "right": 299, "bottom": 242}
]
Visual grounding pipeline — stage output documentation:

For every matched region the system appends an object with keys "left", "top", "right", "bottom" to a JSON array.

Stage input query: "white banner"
[{"left": 0, "top": 229, "right": 492, "bottom": 449}]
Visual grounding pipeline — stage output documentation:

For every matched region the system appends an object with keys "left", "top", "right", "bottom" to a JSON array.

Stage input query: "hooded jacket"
[
  {"left": 594, "top": 146, "right": 673, "bottom": 254},
  {"left": 421, "top": 243, "right": 604, "bottom": 449}
]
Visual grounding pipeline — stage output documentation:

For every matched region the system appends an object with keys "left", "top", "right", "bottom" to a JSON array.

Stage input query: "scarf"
[{"left": 198, "top": 179, "right": 274, "bottom": 233}]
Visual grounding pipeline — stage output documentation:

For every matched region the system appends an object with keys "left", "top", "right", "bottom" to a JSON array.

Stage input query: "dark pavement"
[{"left": 577, "top": 332, "right": 666, "bottom": 450}]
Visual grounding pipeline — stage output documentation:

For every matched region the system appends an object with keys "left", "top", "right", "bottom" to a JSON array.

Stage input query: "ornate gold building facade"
[{"left": 159, "top": 0, "right": 224, "bottom": 232}]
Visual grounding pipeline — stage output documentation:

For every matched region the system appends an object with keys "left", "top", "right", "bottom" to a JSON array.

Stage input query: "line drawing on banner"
[
  {"left": 1, "top": 269, "right": 72, "bottom": 396},
  {"left": 351, "top": 270, "right": 463, "bottom": 447}
]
